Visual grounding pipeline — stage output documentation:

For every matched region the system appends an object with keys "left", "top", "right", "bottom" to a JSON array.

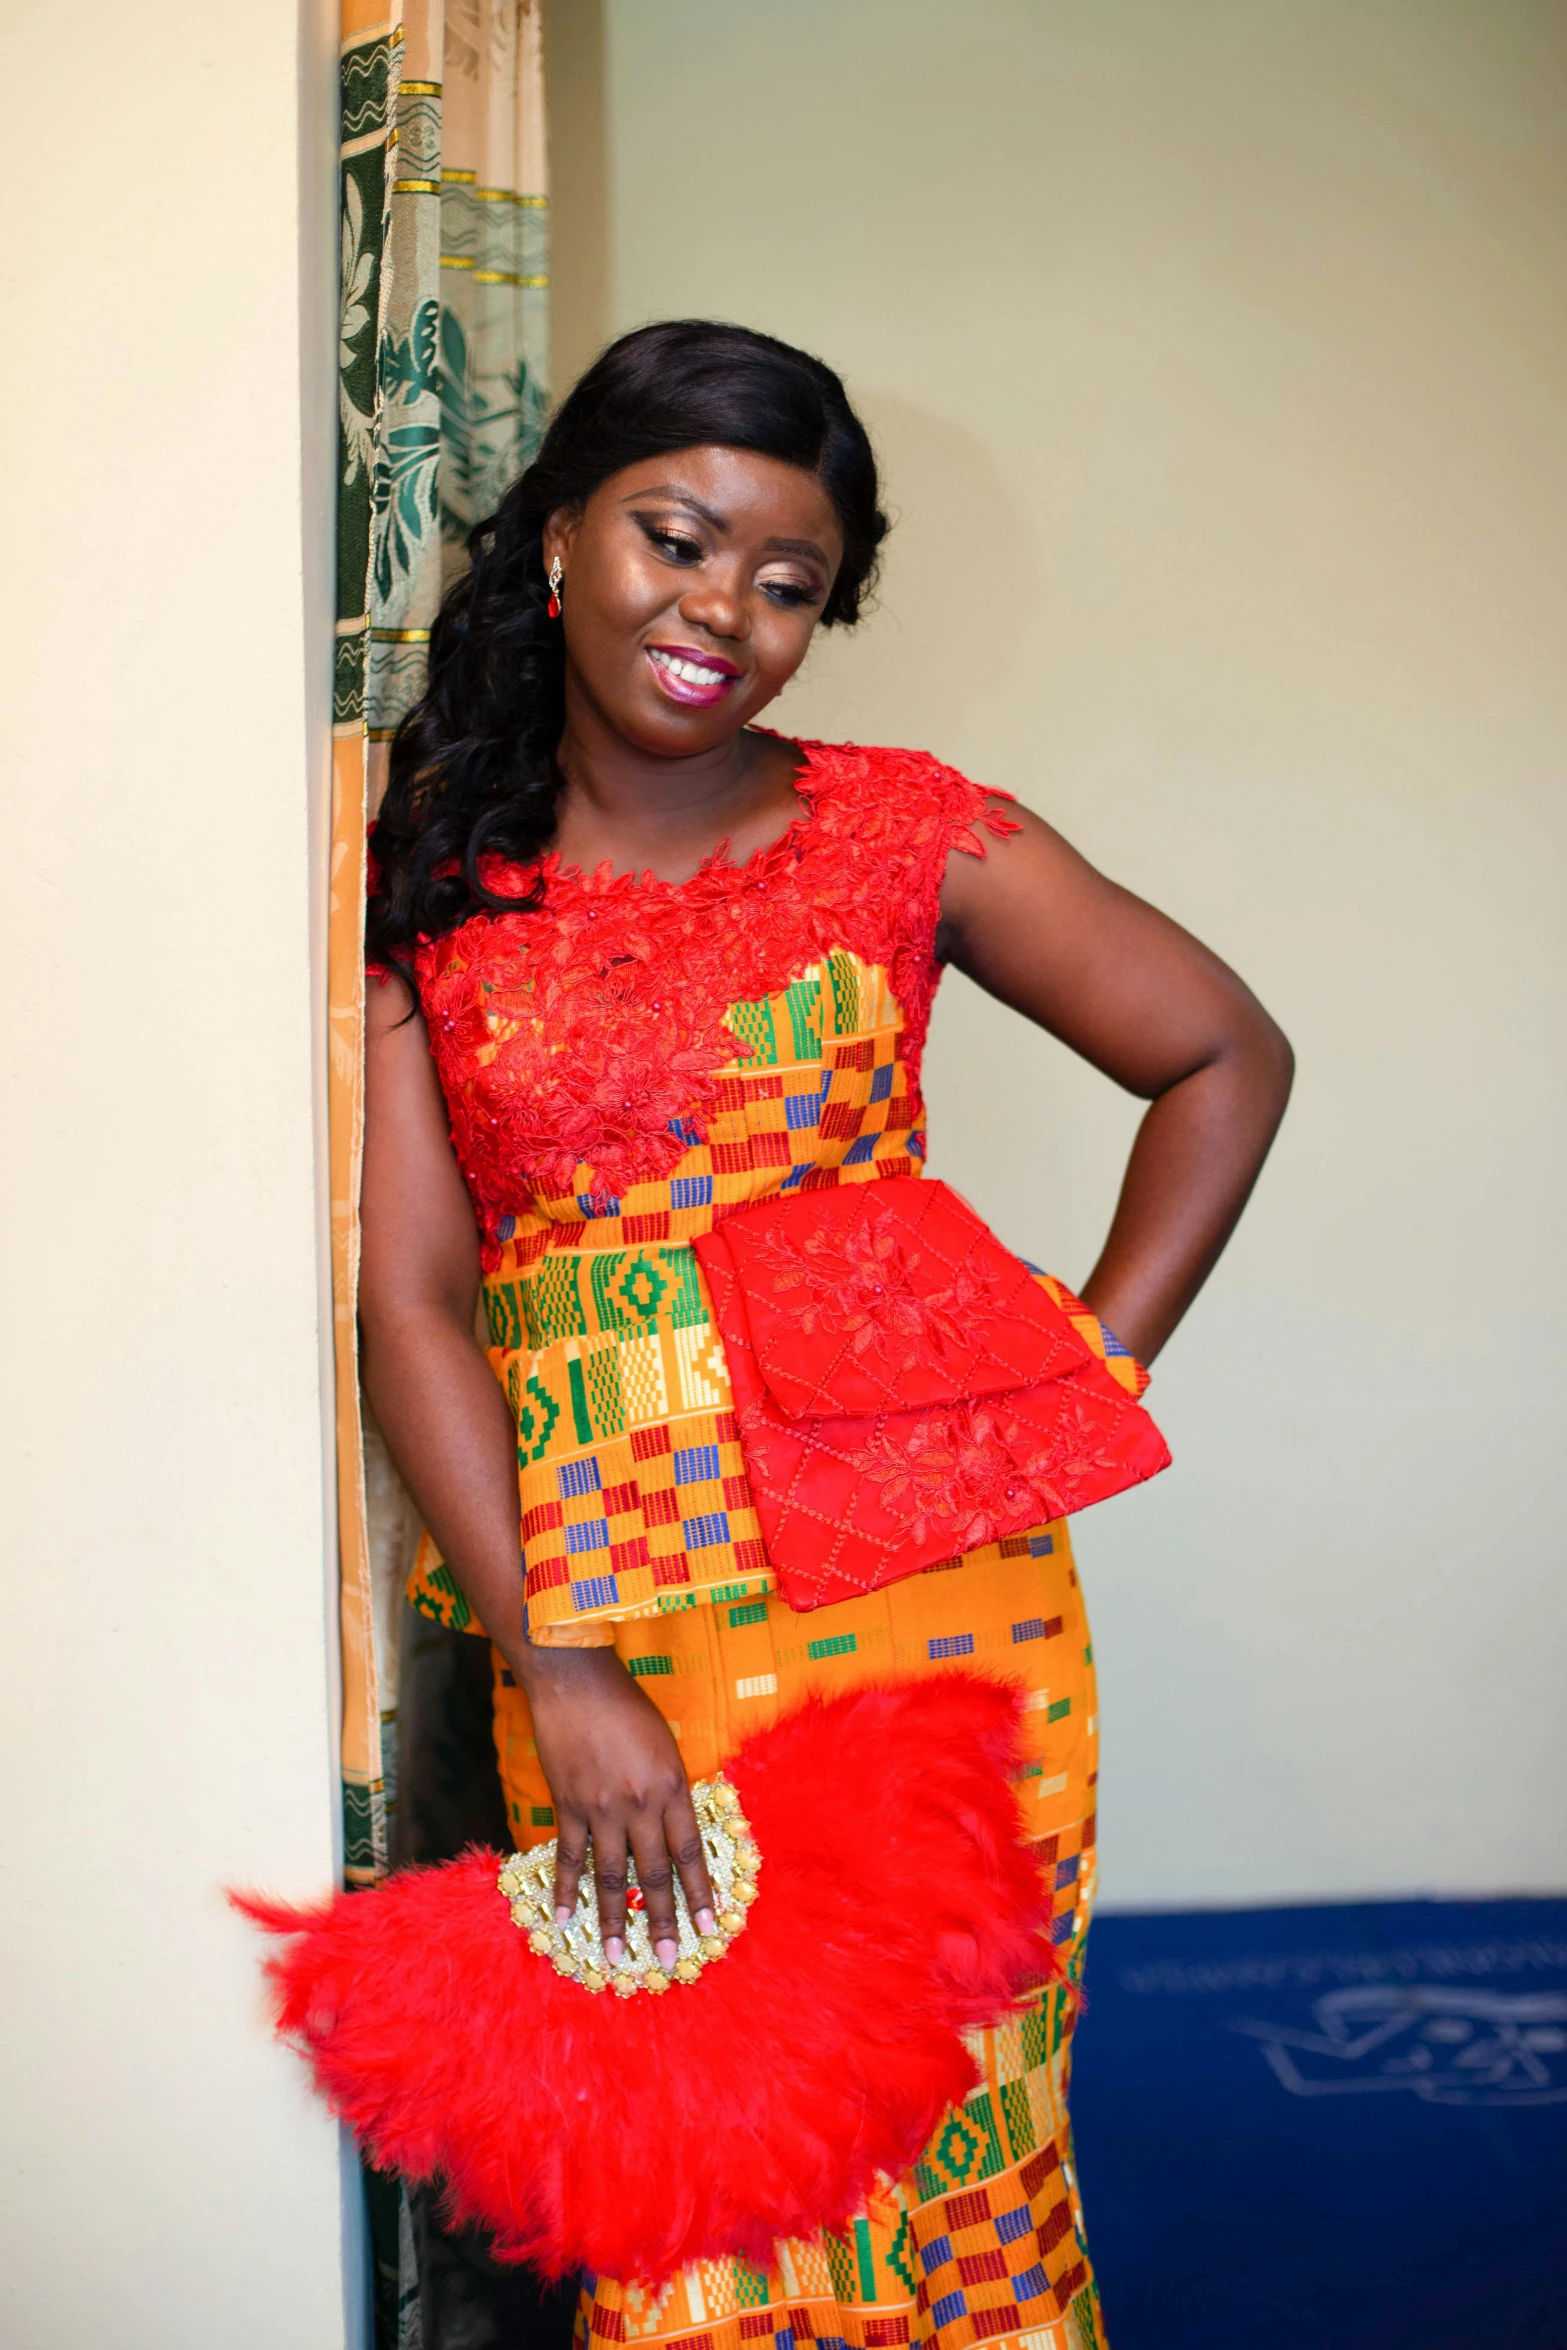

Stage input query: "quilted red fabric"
[{"left": 693, "top": 1179, "right": 1170, "bottom": 1610}]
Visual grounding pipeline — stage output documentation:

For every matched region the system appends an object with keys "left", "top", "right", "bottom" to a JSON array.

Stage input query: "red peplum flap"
[
  {"left": 693, "top": 1178, "right": 1171, "bottom": 1613},
  {"left": 698, "top": 1178, "right": 1089, "bottom": 1418}
]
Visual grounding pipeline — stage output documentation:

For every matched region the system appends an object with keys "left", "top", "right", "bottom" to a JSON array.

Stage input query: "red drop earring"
[{"left": 546, "top": 556, "right": 563, "bottom": 619}]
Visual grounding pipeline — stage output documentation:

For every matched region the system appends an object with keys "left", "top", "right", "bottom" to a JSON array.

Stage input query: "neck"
[{"left": 553, "top": 674, "right": 786, "bottom": 863}]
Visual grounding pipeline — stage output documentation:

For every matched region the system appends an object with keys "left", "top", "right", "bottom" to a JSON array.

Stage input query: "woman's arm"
[
  {"left": 359, "top": 975, "right": 714, "bottom": 1961},
  {"left": 938, "top": 807, "right": 1294, "bottom": 1362}
]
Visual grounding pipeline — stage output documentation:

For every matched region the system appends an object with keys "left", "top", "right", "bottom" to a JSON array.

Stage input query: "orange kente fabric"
[{"left": 397, "top": 738, "right": 1115, "bottom": 2347}]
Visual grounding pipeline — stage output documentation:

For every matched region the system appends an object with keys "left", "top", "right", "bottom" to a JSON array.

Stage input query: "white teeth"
[{"left": 650, "top": 648, "right": 727, "bottom": 688}]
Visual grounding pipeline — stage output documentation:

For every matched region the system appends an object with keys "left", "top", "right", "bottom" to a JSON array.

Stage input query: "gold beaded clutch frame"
[{"left": 497, "top": 1773, "right": 759, "bottom": 1996}]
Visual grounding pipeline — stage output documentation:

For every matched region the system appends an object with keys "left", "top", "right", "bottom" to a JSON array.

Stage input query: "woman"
[{"left": 363, "top": 319, "right": 1292, "bottom": 2350}]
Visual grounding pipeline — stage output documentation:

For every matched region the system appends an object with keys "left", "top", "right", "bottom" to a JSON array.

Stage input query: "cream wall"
[
  {"left": 0, "top": 1, "right": 355, "bottom": 2343},
  {"left": 552, "top": 0, "right": 1567, "bottom": 1905}
]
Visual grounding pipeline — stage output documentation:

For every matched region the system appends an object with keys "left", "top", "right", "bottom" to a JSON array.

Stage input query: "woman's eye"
[
  {"left": 762, "top": 579, "right": 816, "bottom": 608},
  {"left": 646, "top": 527, "right": 702, "bottom": 564}
]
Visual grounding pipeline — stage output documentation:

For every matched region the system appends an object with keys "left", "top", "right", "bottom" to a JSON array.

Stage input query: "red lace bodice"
[{"left": 412, "top": 740, "right": 1017, "bottom": 1260}]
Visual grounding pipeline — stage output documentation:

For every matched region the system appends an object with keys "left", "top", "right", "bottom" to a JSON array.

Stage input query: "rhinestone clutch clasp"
[{"left": 497, "top": 1774, "right": 759, "bottom": 1996}]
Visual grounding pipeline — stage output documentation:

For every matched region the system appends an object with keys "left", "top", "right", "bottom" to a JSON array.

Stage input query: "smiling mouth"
[{"left": 645, "top": 645, "right": 740, "bottom": 705}]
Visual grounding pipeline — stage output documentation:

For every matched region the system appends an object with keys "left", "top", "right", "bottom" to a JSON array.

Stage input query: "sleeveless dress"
[{"left": 403, "top": 739, "right": 1110, "bottom": 2350}]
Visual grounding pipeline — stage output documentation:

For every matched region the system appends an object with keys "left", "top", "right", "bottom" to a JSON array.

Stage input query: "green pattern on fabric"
[
  {"left": 585, "top": 1344, "right": 627, "bottom": 1435},
  {"left": 962, "top": 2087, "right": 1008, "bottom": 2181},
  {"left": 341, "top": 1772, "right": 386, "bottom": 1880},
  {"left": 485, "top": 1280, "right": 523, "bottom": 1348},
  {"left": 589, "top": 1249, "right": 668, "bottom": 1330},
  {"left": 886, "top": 2209, "right": 917, "bottom": 2294},
  {"left": 516, "top": 1370, "right": 561, "bottom": 1462},
  {"left": 1071, "top": 2282, "right": 1106, "bottom": 2350},
  {"left": 526, "top": 1256, "right": 588, "bottom": 1345},
  {"left": 733, "top": 2261, "right": 772, "bottom": 2312},
  {"left": 823, "top": 2231, "right": 858, "bottom": 2307},
  {"left": 408, "top": 1559, "right": 473, "bottom": 1633},
  {"left": 1000, "top": 2076, "right": 1036, "bottom": 2158},
  {"left": 783, "top": 972, "right": 824, "bottom": 1060},
  {"left": 566, "top": 1355, "right": 593, "bottom": 1443},
  {"left": 913, "top": 2105, "right": 991, "bottom": 2202},
  {"left": 662, "top": 1246, "right": 708, "bottom": 1331},
  {"left": 728, "top": 994, "right": 780, "bottom": 1065},
  {"left": 828, "top": 949, "right": 861, "bottom": 1037},
  {"left": 336, "top": 13, "right": 550, "bottom": 2340},
  {"left": 437, "top": 185, "right": 549, "bottom": 550},
  {"left": 335, "top": 35, "right": 392, "bottom": 729}
]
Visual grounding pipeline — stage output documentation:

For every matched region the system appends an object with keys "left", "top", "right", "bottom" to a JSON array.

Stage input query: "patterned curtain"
[{"left": 330, "top": 0, "right": 549, "bottom": 1899}]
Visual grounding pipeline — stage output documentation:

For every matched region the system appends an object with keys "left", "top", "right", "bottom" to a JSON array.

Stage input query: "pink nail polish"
[
  {"left": 655, "top": 1938, "right": 678, "bottom": 1967},
  {"left": 604, "top": 1937, "right": 625, "bottom": 1964},
  {"left": 695, "top": 1909, "right": 716, "bottom": 1936},
  {"left": 554, "top": 1907, "right": 572, "bottom": 1928}
]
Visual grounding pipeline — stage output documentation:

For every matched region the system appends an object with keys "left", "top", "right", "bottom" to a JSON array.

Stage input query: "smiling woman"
[
  {"left": 368, "top": 322, "right": 885, "bottom": 960},
  {"left": 341, "top": 319, "right": 1292, "bottom": 2350},
  {"left": 538, "top": 444, "right": 847, "bottom": 870}
]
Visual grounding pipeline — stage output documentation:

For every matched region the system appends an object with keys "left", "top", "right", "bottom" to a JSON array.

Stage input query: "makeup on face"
[
  {"left": 548, "top": 447, "right": 846, "bottom": 757},
  {"left": 644, "top": 642, "right": 743, "bottom": 707}
]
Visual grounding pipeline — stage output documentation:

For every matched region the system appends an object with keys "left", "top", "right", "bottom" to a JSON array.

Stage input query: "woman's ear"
[{"left": 541, "top": 504, "right": 582, "bottom": 573}]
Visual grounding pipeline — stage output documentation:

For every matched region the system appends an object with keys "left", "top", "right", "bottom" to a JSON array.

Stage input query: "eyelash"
[{"left": 642, "top": 524, "right": 817, "bottom": 609}]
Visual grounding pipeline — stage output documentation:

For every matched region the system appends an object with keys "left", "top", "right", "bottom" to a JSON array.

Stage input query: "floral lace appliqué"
[
  {"left": 412, "top": 740, "right": 1018, "bottom": 1254},
  {"left": 749, "top": 1214, "right": 987, "bottom": 1377},
  {"left": 847, "top": 1399, "right": 1069, "bottom": 1555}
]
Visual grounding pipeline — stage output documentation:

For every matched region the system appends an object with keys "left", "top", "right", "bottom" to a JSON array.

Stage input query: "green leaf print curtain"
[
  {"left": 329, "top": 0, "right": 549, "bottom": 1888},
  {"left": 330, "top": 5, "right": 548, "bottom": 2335}
]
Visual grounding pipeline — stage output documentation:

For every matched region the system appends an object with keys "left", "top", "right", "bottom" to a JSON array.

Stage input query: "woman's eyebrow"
[
  {"left": 622, "top": 485, "right": 729, "bottom": 532},
  {"left": 622, "top": 487, "right": 829, "bottom": 567},
  {"left": 763, "top": 536, "right": 829, "bottom": 564}
]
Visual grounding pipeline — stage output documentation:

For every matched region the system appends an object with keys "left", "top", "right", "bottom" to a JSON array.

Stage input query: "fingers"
[
  {"left": 592, "top": 1820, "right": 630, "bottom": 1966},
  {"left": 664, "top": 1790, "right": 717, "bottom": 1944},
  {"left": 587, "top": 1801, "right": 717, "bottom": 1978},
  {"left": 628, "top": 1812, "right": 681, "bottom": 1975},
  {"left": 551, "top": 1815, "right": 588, "bottom": 1928}
]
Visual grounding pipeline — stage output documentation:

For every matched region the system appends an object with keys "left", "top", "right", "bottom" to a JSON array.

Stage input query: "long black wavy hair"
[{"left": 367, "top": 319, "right": 888, "bottom": 968}]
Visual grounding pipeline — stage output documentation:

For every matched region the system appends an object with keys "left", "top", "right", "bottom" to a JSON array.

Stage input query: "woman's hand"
[{"left": 517, "top": 1643, "right": 716, "bottom": 1971}]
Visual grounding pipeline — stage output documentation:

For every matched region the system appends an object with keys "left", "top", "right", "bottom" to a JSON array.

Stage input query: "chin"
[{"left": 622, "top": 692, "right": 751, "bottom": 756}]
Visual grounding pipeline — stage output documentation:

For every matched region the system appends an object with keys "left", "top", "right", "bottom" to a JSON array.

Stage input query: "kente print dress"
[{"left": 402, "top": 740, "right": 1119, "bottom": 2350}]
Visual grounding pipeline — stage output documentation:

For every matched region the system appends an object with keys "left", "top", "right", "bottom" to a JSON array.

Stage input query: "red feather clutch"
[
  {"left": 692, "top": 1177, "right": 1170, "bottom": 1610},
  {"left": 234, "top": 1676, "right": 1056, "bottom": 2284}
]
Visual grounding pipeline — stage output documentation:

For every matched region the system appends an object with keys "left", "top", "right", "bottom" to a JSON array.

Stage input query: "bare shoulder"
[{"left": 936, "top": 797, "right": 1105, "bottom": 960}]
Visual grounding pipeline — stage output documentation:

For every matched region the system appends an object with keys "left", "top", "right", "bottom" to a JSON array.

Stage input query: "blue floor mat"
[{"left": 1070, "top": 1898, "right": 1567, "bottom": 2350}]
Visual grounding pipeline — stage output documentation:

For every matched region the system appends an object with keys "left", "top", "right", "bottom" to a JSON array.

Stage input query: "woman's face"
[{"left": 542, "top": 445, "right": 845, "bottom": 757}]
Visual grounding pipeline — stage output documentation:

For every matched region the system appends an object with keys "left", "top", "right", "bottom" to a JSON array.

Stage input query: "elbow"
[
  {"left": 1242, "top": 1004, "right": 1295, "bottom": 1126},
  {"left": 1264, "top": 1009, "right": 1295, "bottom": 1093},
  {"left": 358, "top": 1278, "right": 478, "bottom": 1382}
]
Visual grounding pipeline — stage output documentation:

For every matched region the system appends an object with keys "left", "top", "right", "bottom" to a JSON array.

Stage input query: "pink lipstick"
[{"left": 645, "top": 643, "right": 742, "bottom": 708}]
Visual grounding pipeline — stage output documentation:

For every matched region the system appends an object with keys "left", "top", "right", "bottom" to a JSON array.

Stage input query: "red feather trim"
[{"left": 233, "top": 1675, "right": 1059, "bottom": 2283}]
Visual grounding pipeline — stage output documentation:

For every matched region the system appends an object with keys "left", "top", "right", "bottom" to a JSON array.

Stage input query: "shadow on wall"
[
  {"left": 539, "top": 0, "right": 1042, "bottom": 762},
  {"left": 783, "top": 390, "right": 1042, "bottom": 755},
  {"left": 546, "top": 0, "right": 611, "bottom": 390}
]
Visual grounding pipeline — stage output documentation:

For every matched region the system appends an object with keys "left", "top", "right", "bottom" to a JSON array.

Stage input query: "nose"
[{"left": 677, "top": 569, "right": 750, "bottom": 645}]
